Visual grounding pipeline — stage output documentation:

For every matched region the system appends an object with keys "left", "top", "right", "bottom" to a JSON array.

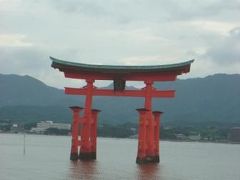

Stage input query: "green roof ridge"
[{"left": 50, "top": 56, "right": 194, "bottom": 70}]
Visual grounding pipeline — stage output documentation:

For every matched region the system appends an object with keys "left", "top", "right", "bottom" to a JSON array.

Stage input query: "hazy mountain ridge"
[
  {"left": 0, "top": 74, "right": 83, "bottom": 107},
  {"left": 0, "top": 73, "right": 239, "bottom": 125},
  {"left": 156, "top": 74, "right": 240, "bottom": 125}
]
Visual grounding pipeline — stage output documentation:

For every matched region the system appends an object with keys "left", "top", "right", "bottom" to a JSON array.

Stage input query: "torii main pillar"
[
  {"left": 50, "top": 56, "right": 193, "bottom": 164},
  {"left": 136, "top": 81, "right": 164, "bottom": 164},
  {"left": 78, "top": 79, "right": 94, "bottom": 160},
  {"left": 69, "top": 80, "right": 101, "bottom": 161}
]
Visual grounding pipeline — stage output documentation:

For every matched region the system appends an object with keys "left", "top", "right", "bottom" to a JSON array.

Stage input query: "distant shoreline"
[{"left": 1, "top": 132, "right": 239, "bottom": 145}]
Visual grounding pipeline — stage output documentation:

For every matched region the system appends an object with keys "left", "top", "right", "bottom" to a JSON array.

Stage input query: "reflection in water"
[
  {"left": 68, "top": 161, "right": 98, "bottom": 180},
  {"left": 136, "top": 164, "right": 161, "bottom": 179},
  {"left": 68, "top": 160, "right": 162, "bottom": 180}
]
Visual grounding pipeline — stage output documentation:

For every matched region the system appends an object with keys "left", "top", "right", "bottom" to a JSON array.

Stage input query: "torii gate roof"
[
  {"left": 51, "top": 56, "right": 194, "bottom": 74},
  {"left": 51, "top": 56, "right": 194, "bottom": 94}
]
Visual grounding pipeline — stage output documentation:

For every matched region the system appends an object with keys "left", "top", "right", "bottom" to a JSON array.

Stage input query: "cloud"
[
  {"left": 0, "top": 45, "right": 106, "bottom": 88},
  {"left": 203, "top": 27, "right": 240, "bottom": 64},
  {"left": 189, "top": 20, "right": 237, "bottom": 36},
  {"left": 47, "top": 0, "right": 240, "bottom": 24},
  {"left": 0, "top": 46, "right": 49, "bottom": 75},
  {"left": 0, "top": 34, "right": 33, "bottom": 47},
  {"left": 0, "top": 0, "right": 240, "bottom": 88},
  {"left": 49, "top": 0, "right": 109, "bottom": 16}
]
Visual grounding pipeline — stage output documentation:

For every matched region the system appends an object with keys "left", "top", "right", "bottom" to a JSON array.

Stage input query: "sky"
[{"left": 0, "top": 0, "right": 240, "bottom": 88}]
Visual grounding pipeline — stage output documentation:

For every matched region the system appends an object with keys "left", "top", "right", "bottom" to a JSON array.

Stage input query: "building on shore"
[
  {"left": 229, "top": 127, "right": 240, "bottom": 143},
  {"left": 188, "top": 134, "right": 201, "bottom": 141},
  {"left": 30, "top": 121, "right": 71, "bottom": 134},
  {"left": 10, "top": 124, "right": 24, "bottom": 133},
  {"left": 175, "top": 134, "right": 187, "bottom": 140}
]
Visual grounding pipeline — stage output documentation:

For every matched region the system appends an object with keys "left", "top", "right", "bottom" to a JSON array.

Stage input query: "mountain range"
[{"left": 0, "top": 73, "right": 239, "bottom": 126}]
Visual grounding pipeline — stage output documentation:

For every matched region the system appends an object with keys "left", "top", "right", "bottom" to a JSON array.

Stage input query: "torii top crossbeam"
[
  {"left": 51, "top": 57, "right": 194, "bottom": 97},
  {"left": 50, "top": 56, "right": 194, "bottom": 82}
]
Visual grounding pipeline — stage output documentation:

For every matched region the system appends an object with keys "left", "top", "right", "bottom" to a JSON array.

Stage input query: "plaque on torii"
[{"left": 51, "top": 56, "right": 193, "bottom": 164}]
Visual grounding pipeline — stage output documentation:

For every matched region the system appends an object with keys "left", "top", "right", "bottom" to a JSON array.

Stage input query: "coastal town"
[{"left": 1, "top": 120, "right": 239, "bottom": 143}]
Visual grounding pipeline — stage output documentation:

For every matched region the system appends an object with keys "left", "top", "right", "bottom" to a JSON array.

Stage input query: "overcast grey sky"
[{"left": 0, "top": 0, "right": 239, "bottom": 88}]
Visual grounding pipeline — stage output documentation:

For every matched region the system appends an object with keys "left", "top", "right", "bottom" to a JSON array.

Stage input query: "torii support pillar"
[
  {"left": 69, "top": 106, "right": 83, "bottom": 161},
  {"left": 153, "top": 111, "right": 163, "bottom": 163},
  {"left": 90, "top": 109, "right": 101, "bottom": 159},
  {"left": 136, "top": 109, "right": 163, "bottom": 164},
  {"left": 136, "top": 108, "right": 148, "bottom": 164}
]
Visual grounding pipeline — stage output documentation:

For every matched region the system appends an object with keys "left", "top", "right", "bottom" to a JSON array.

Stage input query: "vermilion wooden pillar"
[
  {"left": 136, "top": 108, "right": 148, "bottom": 164},
  {"left": 153, "top": 111, "right": 163, "bottom": 163},
  {"left": 90, "top": 109, "right": 101, "bottom": 159},
  {"left": 147, "top": 112, "right": 155, "bottom": 159},
  {"left": 69, "top": 106, "right": 82, "bottom": 161},
  {"left": 79, "top": 79, "right": 95, "bottom": 160},
  {"left": 139, "top": 81, "right": 157, "bottom": 163},
  {"left": 144, "top": 81, "right": 153, "bottom": 110}
]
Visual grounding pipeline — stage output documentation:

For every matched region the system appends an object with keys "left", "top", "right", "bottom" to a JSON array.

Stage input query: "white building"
[
  {"left": 188, "top": 134, "right": 201, "bottom": 141},
  {"left": 30, "top": 121, "right": 71, "bottom": 134}
]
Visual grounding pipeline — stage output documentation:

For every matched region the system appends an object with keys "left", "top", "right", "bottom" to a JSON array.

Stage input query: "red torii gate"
[{"left": 51, "top": 57, "right": 193, "bottom": 164}]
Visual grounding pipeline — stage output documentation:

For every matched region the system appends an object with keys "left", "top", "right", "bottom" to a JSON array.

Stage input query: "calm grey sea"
[{"left": 1, "top": 133, "right": 240, "bottom": 180}]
